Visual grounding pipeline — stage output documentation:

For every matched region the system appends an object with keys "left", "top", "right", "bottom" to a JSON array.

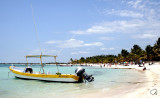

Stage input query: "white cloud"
[
  {"left": 71, "top": 51, "right": 89, "bottom": 55},
  {"left": 104, "top": 9, "right": 144, "bottom": 18},
  {"left": 71, "top": 0, "right": 160, "bottom": 36},
  {"left": 71, "top": 25, "right": 114, "bottom": 34},
  {"left": 127, "top": 0, "right": 142, "bottom": 9},
  {"left": 126, "top": 0, "right": 160, "bottom": 19},
  {"left": 84, "top": 42, "right": 103, "bottom": 46},
  {"left": 69, "top": 0, "right": 158, "bottom": 37},
  {"left": 100, "top": 47, "right": 115, "bottom": 51},
  {"left": 99, "top": 37, "right": 115, "bottom": 40},
  {"left": 133, "top": 34, "right": 158, "bottom": 39},
  {"left": 45, "top": 40, "right": 61, "bottom": 44},
  {"left": 109, "top": 48, "right": 115, "bottom": 50},
  {"left": 45, "top": 38, "right": 103, "bottom": 48},
  {"left": 58, "top": 38, "right": 84, "bottom": 48},
  {"left": 72, "top": 19, "right": 160, "bottom": 35},
  {"left": 101, "top": 48, "right": 107, "bottom": 51}
]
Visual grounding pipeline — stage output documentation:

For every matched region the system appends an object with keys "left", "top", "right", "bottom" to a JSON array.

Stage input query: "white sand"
[
  {"left": 128, "top": 63, "right": 160, "bottom": 98},
  {"left": 124, "top": 63, "right": 160, "bottom": 98},
  {"left": 79, "top": 63, "right": 160, "bottom": 98}
]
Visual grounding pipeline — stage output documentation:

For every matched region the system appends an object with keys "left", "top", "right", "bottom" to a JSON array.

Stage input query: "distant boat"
[{"left": 9, "top": 54, "right": 94, "bottom": 83}]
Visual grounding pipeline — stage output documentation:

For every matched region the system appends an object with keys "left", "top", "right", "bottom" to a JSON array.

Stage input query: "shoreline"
[
  {"left": 121, "top": 63, "right": 160, "bottom": 98},
  {"left": 80, "top": 63, "right": 160, "bottom": 98},
  {"left": 1, "top": 62, "right": 160, "bottom": 97}
]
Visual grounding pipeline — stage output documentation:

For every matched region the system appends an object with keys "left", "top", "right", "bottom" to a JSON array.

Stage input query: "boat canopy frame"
[
  {"left": 26, "top": 55, "right": 57, "bottom": 58},
  {"left": 25, "top": 54, "right": 58, "bottom": 74}
]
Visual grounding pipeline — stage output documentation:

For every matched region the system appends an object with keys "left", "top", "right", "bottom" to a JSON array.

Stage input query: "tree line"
[{"left": 70, "top": 37, "right": 160, "bottom": 64}]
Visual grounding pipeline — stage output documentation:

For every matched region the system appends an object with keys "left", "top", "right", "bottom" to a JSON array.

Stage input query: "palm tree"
[
  {"left": 80, "top": 57, "right": 85, "bottom": 64},
  {"left": 131, "top": 45, "right": 142, "bottom": 55},
  {"left": 121, "top": 49, "right": 129, "bottom": 61},
  {"left": 131, "top": 44, "right": 143, "bottom": 63},
  {"left": 140, "top": 50, "right": 147, "bottom": 60},
  {"left": 153, "top": 37, "right": 160, "bottom": 56},
  {"left": 70, "top": 58, "right": 73, "bottom": 64},
  {"left": 117, "top": 54, "right": 123, "bottom": 63},
  {"left": 103, "top": 58, "right": 108, "bottom": 64},
  {"left": 145, "top": 45, "right": 153, "bottom": 64}
]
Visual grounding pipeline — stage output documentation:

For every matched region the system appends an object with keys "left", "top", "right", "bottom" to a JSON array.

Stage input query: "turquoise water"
[{"left": 0, "top": 64, "right": 145, "bottom": 98}]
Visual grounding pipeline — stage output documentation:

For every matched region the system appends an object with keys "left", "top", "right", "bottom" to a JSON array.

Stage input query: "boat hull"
[{"left": 9, "top": 66, "right": 81, "bottom": 83}]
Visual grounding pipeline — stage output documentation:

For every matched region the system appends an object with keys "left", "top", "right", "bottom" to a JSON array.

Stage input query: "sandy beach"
[
  {"left": 79, "top": 63, "right": 160, "bottom": 98},
  {"left": 120, "top": 63, "right": 160, "bottom": 98}
]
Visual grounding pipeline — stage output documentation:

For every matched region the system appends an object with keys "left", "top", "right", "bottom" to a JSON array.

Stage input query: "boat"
[{"left": 9, "top": 54, "right": 94, "bottom": 83}]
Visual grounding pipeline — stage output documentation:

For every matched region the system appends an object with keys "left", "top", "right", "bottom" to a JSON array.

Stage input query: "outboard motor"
[{"left": 75, "top": 67, "right": 94, "bottom": 82}]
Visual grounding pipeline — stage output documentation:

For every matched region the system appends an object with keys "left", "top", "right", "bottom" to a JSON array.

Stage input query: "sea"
[{"left": 0, "top": 64, "right": 146, "bottom": 98}]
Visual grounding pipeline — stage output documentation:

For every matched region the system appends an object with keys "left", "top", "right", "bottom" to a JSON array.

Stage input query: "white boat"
[{"left": 9, "top": 55, "right": 94, "bottom": 83}]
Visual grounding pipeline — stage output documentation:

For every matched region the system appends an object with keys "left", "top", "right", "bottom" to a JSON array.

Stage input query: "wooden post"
[
  {"left": 26, "top": 57, "right": 28, "bottom": 67},
  {"left": 40, "top": 53, "right": 44, "bottom": 73},
  {"left": 54, "top": 56, "right": 59, "bottom": 73}
]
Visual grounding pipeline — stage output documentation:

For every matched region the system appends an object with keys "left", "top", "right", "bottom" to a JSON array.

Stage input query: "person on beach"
[
  {"left": 143, "top": 62, "right": 145, "bottom": 66},
  {"left": 110, "top": 63, "right": 112, "bottom": 67},
  {"left": 115, "top": 63, "right": 117, "bottom": 67},
  {"left": 143, "top": 67, "right": 146, "bottom": 71}
]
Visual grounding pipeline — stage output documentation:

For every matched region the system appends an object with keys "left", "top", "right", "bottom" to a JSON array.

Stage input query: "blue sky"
[{"left": 0, "top": 0, "right": 160, "bottom": 63}]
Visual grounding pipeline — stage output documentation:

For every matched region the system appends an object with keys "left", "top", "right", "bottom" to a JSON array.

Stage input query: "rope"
[
  {"left": 31, "top": 4, "right": 44, "bottom": 73},
  {"left": 30, "top": 4, "right": 42, "bottom": 53}
]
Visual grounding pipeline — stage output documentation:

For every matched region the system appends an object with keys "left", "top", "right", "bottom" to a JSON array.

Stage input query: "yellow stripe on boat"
[{"left": 9, "top": 66, "right": 79, "bottom": 81}]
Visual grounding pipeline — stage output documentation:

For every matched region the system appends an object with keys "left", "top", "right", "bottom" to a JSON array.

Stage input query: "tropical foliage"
[{"left": 70, "top": 37, "right": 160, "bottom": 64}]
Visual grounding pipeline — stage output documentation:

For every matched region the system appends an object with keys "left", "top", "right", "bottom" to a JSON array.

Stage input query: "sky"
[{"left": 0, "top": 0, "right": 160, "bottom": 63}]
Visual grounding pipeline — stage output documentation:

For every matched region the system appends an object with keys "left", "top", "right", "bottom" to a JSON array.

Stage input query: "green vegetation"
[{"left": 70, "top": 37, "right": 160, "bottom": 64}]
